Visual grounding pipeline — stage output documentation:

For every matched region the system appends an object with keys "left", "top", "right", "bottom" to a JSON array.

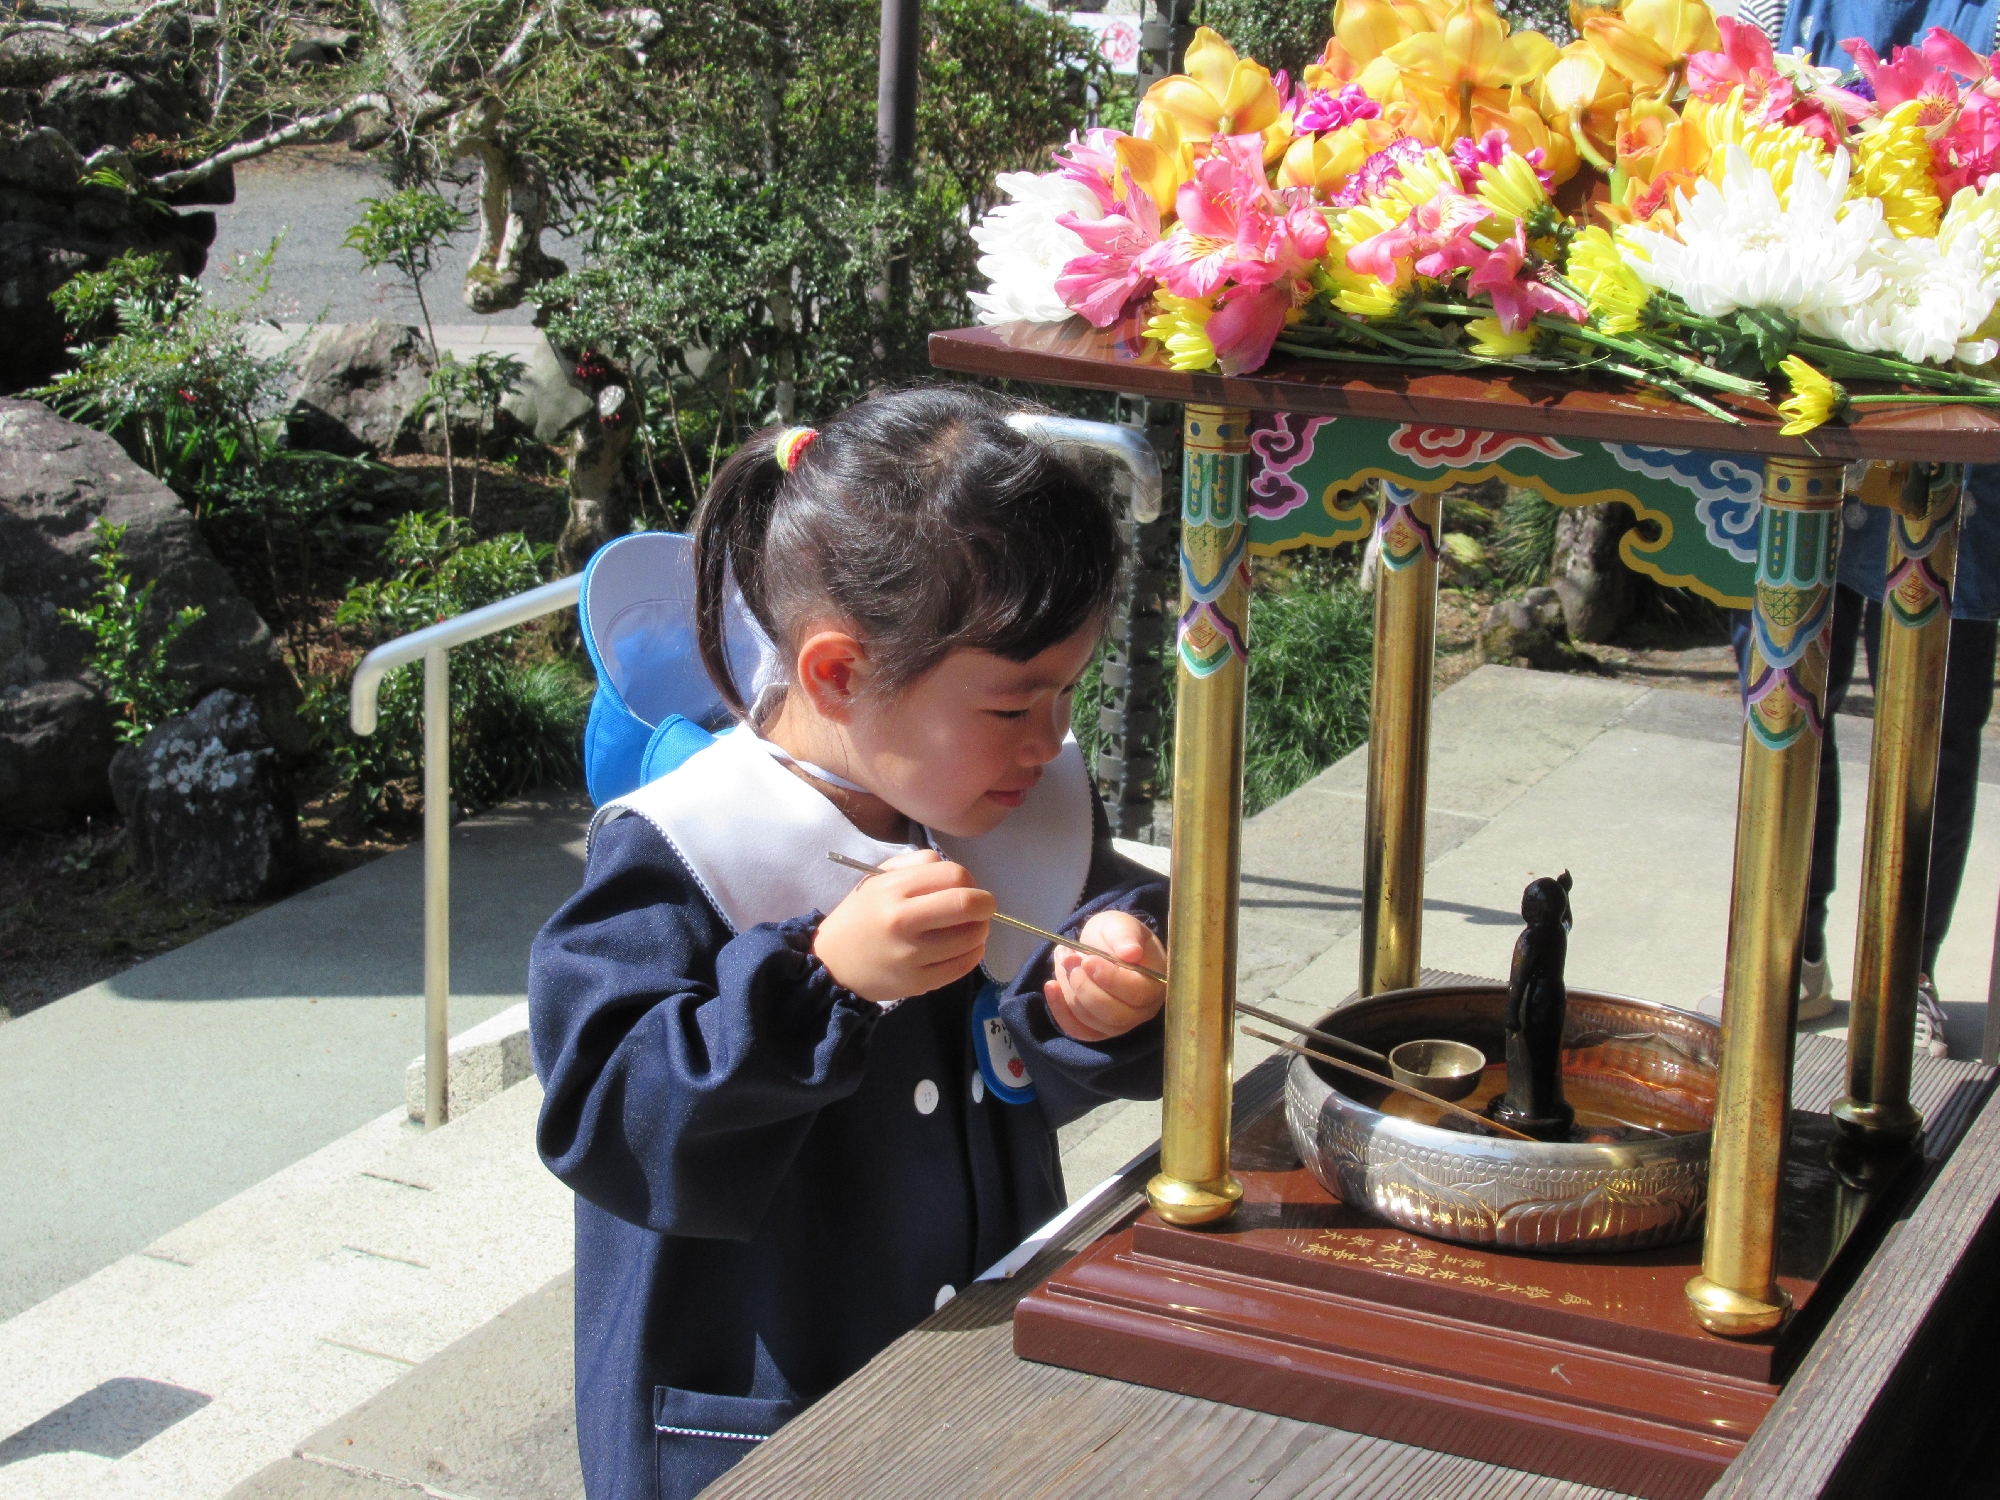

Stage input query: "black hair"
[{"left": 693, "top": 386, "right": 1125, "bottom": 720}]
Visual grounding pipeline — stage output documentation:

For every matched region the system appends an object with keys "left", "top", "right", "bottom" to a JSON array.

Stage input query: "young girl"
[{"left": 529, "top": 388, "right": 1170, "bottom": 1500}]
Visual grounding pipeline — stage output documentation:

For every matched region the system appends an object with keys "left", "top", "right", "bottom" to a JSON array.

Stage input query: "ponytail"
[{"left": 692, "top": 430, "right": 789, "bottom": 719}]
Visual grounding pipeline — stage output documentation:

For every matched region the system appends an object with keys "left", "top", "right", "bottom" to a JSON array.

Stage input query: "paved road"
[{"left": 200, "top": 146, "right": 587, "bottom": 329}]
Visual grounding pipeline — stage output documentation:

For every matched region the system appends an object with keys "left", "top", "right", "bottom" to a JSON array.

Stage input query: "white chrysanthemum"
[
  {"left": 967, "top": 171, "right": 1102, "bottom": 325},
  {"left": 1620, "top": 145, "right": 1886, "bottom": 326},
  {"left": 1816, "top": 230, "right": 2000, "bottom": 364}
]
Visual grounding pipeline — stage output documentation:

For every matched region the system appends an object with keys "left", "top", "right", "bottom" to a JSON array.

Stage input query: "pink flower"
[
  {"left": 1138, "top": 135, "right": 1286, "bottom": 298},
  {"left": 1295, "top": 84, "right": 1380, "bottom": 134},
  {"left": 1449, "top": 130, "right": 1550, "bottom": 194},
  {"left": 1326, "top": 137, "right": 1429, "bottom": 209},
  {"left": 1850, "top": 30, "right": 2000, "bottom": 193},
  {"left": 1051, "top": 129, "right": 1125, "bottom": 214},
  {"left": 1346, "top": 191, "right": 1488, "bottom": 285},
  {"left": 1055, "top": 175, "right": 1163, "bottom": 326},
  {"left": 1464, "top": 223, "right": 1585, "bottom": 334},
  {"left": 1689, "top": 18, "right": 1789, "bottom": 107}
]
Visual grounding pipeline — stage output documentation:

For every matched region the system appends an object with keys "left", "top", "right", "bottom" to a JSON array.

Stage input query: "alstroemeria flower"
[
  {"left": 1141, "top": 26, "right": 1286, "bottom": 161},
  {"left": 1346, "top": 189, "right": 1489, "bottom": 284},
  {"left": 1050, "top": 129, "right": 1126, "bottom": 214},
  {"left": 1849, "top": 31, "right": 2000, "bottom": 195},
  {"left": 1056, "top": 174, "right": 1164, "bottom": 327},
  {"left": 1384, "top": 0, "right": 1559, "bottom": 142},
  {"left": 1464, "top": 222, "right": 1586, "bottom": 332}
]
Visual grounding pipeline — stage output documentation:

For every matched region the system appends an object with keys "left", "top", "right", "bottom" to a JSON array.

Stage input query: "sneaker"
[
  {"left": 1797, "top": 956, "right": 1836, "bottom": 1022},
  {"left": 1914, "top": 975, "right": 1951, "bottom": 1059}
]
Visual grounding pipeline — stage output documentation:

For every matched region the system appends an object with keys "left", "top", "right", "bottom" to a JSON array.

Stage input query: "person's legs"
[{"left": 1922, "top": 617, "right": 1998, "bottom": 976}]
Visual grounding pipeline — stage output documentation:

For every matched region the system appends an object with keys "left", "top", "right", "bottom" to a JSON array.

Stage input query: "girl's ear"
[{"left": 794, "top": 628, "right": 869, "bottom": 719}]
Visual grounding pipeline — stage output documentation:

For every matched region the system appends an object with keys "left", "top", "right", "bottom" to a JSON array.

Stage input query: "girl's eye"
[{"left": 989, "top": 708, "right": 1030, "bottom": 721}]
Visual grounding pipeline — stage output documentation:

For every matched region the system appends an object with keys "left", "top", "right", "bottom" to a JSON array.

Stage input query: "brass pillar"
[
  {"left": 1834, "top": 464, "right": 1962, "bottom": 1149},
  {"left": 1148, "top": 404, "right": 1250, "bottom": 1226},
  {"left": 1687, "top": 457, "right": 1843, "bottom": 1337},
  {"left": 1361, "top": 482, "right": 1442, "bottom": 996}
]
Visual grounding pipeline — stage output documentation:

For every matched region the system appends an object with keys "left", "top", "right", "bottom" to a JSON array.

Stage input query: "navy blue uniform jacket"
[{"left": 528, "top": 805, "right": 1166, "bottom": 1500}]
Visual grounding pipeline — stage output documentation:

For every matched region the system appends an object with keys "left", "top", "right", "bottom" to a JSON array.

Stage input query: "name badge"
[{"left": 971, "top": 982, "right": 1036, "bottom": 1105}]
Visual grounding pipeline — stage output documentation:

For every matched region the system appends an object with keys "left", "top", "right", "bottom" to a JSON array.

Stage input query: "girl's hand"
[
  {"left": 1044, "top": 911, "right": 1166, "bottom": 1043},
  {"left": 814, "top": 850, "right": 995, "bottom": 1004}
]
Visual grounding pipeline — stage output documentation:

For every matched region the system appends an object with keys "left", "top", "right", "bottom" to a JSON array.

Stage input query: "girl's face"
[{"left": 847, "top": 623, "right": 1102, "bottom": 840}]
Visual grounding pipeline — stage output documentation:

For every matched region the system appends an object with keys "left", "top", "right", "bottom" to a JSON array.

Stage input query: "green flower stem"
[
  {"left": 1606, "top": 364, "right": 1747, "bottom": 425},
  {"left": 1273, "top": 340, "right": 1477, "bottom": 370},
  {"left": 1538, "top": 317, "right": 1768, "bottom": 397},
  {"left": 1846, "top": 393, "right": 2000, "bottom": 407}
]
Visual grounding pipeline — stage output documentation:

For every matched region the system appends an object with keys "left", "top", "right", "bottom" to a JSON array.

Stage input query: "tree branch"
[
  {"left": 148, "top": 92, "right": 395, "bottom": 190},
  {"left": 2, "top": 0, "right": 190, "bottom": 43},
  {"left": 489, "top": 0, "right": 562, "bottom": 86}
]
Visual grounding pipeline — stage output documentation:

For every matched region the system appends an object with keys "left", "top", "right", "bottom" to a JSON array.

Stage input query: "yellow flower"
[
  {"left": 1377, "top": 145, "right": 1467, "bottom": 215},
  {"left": 1140, "top": 27, "right": 1286, "bottom": 161},
  {"left": 1144, "top": 293, "right": 1219, "bottom": 372},
  {"left": 1776, "top": 356, "right": 1843, "bottom": 436},
  {"left": 1538, "top": 40, "right": 1632, "bottom": 173},
  {"left": 1381, "top": 0, "right": 1558, "bottom": 141},
  {"left": 1278, "top": 123, "right": 1377, "bottom": 193},
  {"left": 1687, "top": 89, "right": 1822, "bottom": 204},
  {"left": 1115, "top": 123, "right": 1192, "bottom": 219},
  {"left": 1566, "top": 225, "right": 1651, "bottom": 333},
  {"left": 1852, "top": 100, "right": 1943, "bottom": 240},
  {"left": 1465, "top": 316, "right": 1536, "bottom": 356},
  {"left": 1323, "top": 261, "right": 1404, "bottom": 316},
  {"left": 1475, "top": 148, "right": 1550, "bottom": 232},
  {"left": 1579, "top": 0, "right": 1720, "bottom": 93}
]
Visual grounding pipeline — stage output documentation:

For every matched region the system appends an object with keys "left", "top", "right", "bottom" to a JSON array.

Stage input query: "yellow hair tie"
[{"left": 774, "top": 426, "right": 819, "bottom": 472}]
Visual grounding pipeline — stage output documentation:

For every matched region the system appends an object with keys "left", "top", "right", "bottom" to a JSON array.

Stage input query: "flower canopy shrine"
[{"left": 916, "top": 2, "right": 2000, "bottom": 1491}]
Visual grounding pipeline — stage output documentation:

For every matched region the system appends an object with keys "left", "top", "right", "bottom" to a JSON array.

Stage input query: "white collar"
[{"left": 590, "top": 725, "right": 1094, "bottom": 986}]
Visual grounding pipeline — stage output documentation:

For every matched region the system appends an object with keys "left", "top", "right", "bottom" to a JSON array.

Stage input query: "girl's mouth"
[{"left": 984, "top": 788, "right": 1029, "bottom": 809}]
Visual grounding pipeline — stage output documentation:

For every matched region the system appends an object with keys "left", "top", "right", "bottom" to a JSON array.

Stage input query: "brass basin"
[{"left": 1283, "top": 985, "right": 1720, "bottom": 1253}]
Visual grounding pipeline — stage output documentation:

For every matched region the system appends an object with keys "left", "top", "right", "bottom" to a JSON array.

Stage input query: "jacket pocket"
[{"left": 653, "top": 1385, "right": 797, "bottom": 1500}]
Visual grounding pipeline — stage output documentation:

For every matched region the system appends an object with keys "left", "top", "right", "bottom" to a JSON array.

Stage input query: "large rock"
[
  {"left": 0, "top": 397, "right": 303, "bottom": 829},
  {"left": 0, "top": 121, "right": 228, "bottom": 394},
  {"left": 1480, "top": 586, "right": 1587, "bottom": 673},
  {"left": 109, "top": 690, "right": 299, "bottom": 901},
  {"left": 284, "top": 320, "right": 437, "bottom": 457},
  {"left": 1550, "top": 501, "right": 1636, "bottom": 644},
  {"left": 285, "top": 320, "right": 555, "bottom": 458}
]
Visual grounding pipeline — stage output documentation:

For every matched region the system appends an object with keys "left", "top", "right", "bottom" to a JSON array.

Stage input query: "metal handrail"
[
  {"left": 343, "top": 415, "right": 1162, "bottom": 1132},
  {"left": 1007, "top": 413, "right": 1165, "bottom": 524},
  {"left": 348, "top": 572, "right": 581, "bottom": 1130}
]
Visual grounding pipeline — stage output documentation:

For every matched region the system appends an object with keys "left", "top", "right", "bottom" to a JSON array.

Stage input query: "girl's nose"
[{"left": 1022, "top": 702, "right": 1066, "bottom": 764}]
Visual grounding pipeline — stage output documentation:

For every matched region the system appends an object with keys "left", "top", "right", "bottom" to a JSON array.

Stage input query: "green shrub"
[
  {"left": 1492, "top": 487, "right": 1563, "bottom": 588},
  {"left": 307, "top": 513, "right": 591, "bottom": 824},
  {"left": 59, "top": 518, "right": 206, "bottom": 743}
]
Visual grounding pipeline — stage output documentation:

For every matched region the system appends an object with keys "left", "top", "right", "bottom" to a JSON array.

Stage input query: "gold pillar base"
[
  {"left": 1684, "top": 1274, "right": 1791, "bottom": 1338},
  {"left": 1146, "top": 1171, "right": 1244, "bottom": 1226},
  {"left": 1829, "top": 1096, "right": 1924, "bottom": 1147}
]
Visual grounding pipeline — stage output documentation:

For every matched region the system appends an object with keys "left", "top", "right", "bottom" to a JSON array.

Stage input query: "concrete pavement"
[{"left": 0, "top": 793, "right": 591, "bottom": 1322}]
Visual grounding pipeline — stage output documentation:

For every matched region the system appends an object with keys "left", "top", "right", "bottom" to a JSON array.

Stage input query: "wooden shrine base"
[{"left": 1016, "top": 1100, "right": 1919, "bottom": 1500}]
